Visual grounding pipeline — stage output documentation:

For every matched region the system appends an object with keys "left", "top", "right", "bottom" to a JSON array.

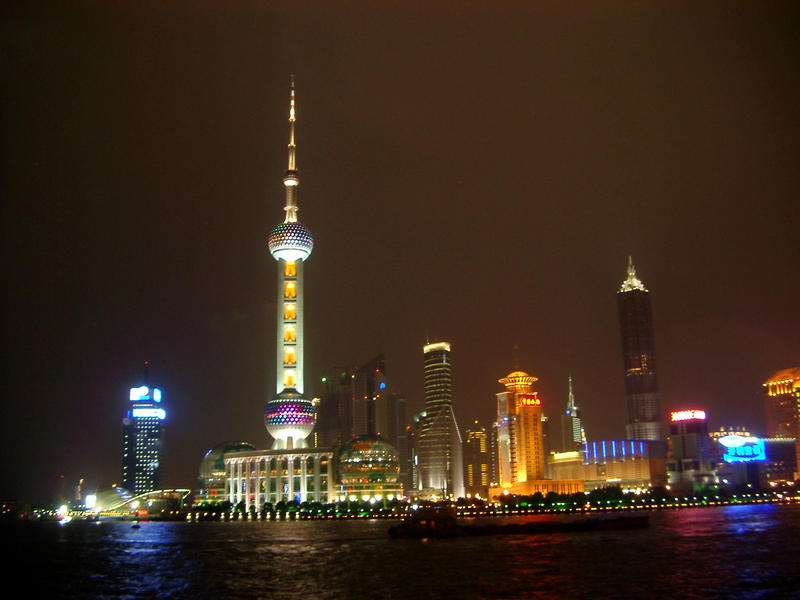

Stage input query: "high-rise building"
[
  {"left": 264, "top": 76, "right": 316, "bottom": 451},
  {"left": 763, "top": 367, "right": 800, "bottom": 479},
  {"left": 496, "top": 370, "right": 546, "bottom": 484},
  {"left": 560, "top": 375, "right": 585, "bottom": 451},
  {"left": 617, "top": 257, "right": 663, "bottom": 441},
  {"left": 225, "top": 79, "right": 336, "bottom": 509},
  {"left": 419, "top": 341, "right": 464, "bottom": 498},
  {"left": 464, "top": 421, "right": 489, "bottom": 498},
  {"left": 122, "top": 362, "right": 165, "bottom": 494},
  {"left": 763, "top": 367, "right": 800, "bottom": 438}
]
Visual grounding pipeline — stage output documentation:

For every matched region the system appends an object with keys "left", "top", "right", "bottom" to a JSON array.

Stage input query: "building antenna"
[{"left": 283, "top": 74, "right": 299, "bottom": 223}]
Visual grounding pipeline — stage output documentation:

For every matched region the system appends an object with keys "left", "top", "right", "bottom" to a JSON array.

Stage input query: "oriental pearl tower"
[{"left": 264, "top": 76, "right": 315, "bottom": 449}]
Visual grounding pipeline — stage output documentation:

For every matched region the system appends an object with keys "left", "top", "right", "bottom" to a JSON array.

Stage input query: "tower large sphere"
[
  {"left": 264, "top": 388, "right": 315, "bottom": 447},
  {"left": 268, "top": 221, "right": 314, "bottom": 262}
]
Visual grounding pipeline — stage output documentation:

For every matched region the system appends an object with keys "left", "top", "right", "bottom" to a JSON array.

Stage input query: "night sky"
[{"left": 3, "top": 2, "right": 799, "bottom": 503}]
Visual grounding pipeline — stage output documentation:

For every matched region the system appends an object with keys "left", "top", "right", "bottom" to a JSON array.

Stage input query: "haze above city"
[{"left": 3, "top": 2, "right": 798, "bottom": 502}]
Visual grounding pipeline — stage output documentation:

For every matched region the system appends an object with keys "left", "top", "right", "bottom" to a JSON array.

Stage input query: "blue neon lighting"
[
  {"left": 611, "top": 440, "right": 616, "bottom": 458},
  {"left": 592, "top": 441, "right": 597, "bottom": 461},
  {"left": 722, "top": 438, "right": 766, "bottom": 463},
  {"left": 132, "top": 408, "right": 166, "bottom": 420},
  {"left": 153, "top": 388, "right": 162, "bottom": 402},
  {"left": 602, "top": 440, "right": 607, "bottom": 459},
  {"left": 379, "top": 382, "right": 386, "bottom": 390}
]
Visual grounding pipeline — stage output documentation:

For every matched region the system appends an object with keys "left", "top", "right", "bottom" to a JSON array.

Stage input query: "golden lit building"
[
  {"left": 496, "top": 370, "right": 546, "bottom": 486},
  {"left": 764, "top": 368, "right": 800, "bottom": 438},
  {"left": 464, "top": 421, "right": 489, "bottom": 498},
  {"left": 763, "top": 367, "right": 800, "bottom": 478}
]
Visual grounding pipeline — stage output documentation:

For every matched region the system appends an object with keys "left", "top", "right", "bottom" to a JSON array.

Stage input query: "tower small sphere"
[
  {"left": 264, "top": 388, "right": 315, "bottom": 445},
  {"left": 268, "top": 221, "right": 314, "bottom": 262}
]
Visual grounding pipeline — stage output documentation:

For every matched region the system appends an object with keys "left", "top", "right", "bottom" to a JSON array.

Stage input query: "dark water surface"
[{"left": 9, "top": 504, "right": 800, "bottom": 599}]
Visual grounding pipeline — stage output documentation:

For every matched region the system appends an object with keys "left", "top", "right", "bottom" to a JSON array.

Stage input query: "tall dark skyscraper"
[
  {"left": 122, "top": 362, "right": 165, "bottom": 494},
  {"left": 464, "top": 420, "right": 489, "bottom": 498},
  {"left": 419, "top": 341, "right": 464, "bottom": 498},
  {"left": 617, "top": 257, "right": 663, "bottom": 441}
]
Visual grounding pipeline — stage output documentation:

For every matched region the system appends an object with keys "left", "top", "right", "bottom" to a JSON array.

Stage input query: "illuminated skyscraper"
[
  {"left": 464, "top": 421, "right": 489, "bottom": 498},
  {"left": 264, "top": 76, "right": 316, "bottom": 450},
  {"left": 122, "top": 362, "right": 165, "bottom": 494},
  {"left": 496, "top": 370, "right": 545, "bottom": 485},
  {"left": 560, "top": 375, "right": 585, "bottom": 451},
  {"left": 419, "top": 341, "right": 464, "bottom": 498},
  {"left": 617, "top": 257, "right": 663, "bottom": 441},
  {"left": 763, "top": 367, "right": 800, "bottom": 477}
]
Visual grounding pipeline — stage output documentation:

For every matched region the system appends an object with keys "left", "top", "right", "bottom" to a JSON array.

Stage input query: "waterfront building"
[
  {"left": 560, "top": 375, "right": 585, "bottom": 451},
  {"left": 419, "top": 341, "right": 464, "bottom": 498},
  {"left": 225, "top": 79, "right": 334, "bottom": 508},
  {"left": 122, "top": 362, "right": 165, "bottom": 495},
  {"left": 197, "top": 442, "right": 256, "bottom": 504},
  {"left": 336, "top": 435, "right": 403, "bottom": 501},
  {"left": 666, "top": 409, "right": 714, "bottom": 491},
  {"left": 763, "top": 368, "right": 800, "bottom": 479},
  {"left": 464, "top": 421, "right": 490, "bottom": 498},
  {"left": 548, "top": 440, "right": 667, "bottom": 491},
  {"left": 406, "top": 411, "right": 426, "bottom": 494},
  {"left": 617, "top": 257, "right": 663, "bottom": 441},
  {"left": 496, "top": 370, "right": 545, "bottom": 485}
]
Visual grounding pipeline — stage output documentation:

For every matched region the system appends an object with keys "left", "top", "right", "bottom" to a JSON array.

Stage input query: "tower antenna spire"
[{"left": 283, "top": 75, "right": 299, "bottom": 222}]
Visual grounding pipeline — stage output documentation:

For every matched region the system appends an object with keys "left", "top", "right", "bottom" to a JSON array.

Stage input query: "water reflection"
[{"left": 9, "top": 504, "right": 800, "bottom": 599}]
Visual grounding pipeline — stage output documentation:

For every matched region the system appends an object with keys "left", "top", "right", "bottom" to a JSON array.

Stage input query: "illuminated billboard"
[
  {"left": 519, "top": 394, "right": 541, "bottom": 407},
  {"left": 670, "top": 409, "right": 707, "bottom": 422},
  {"left": 130, "top": 386, "right": 162, "bottom": 402},
  {"left": 718, "top": 435, "right": 766, "bottom": 463},
  {"left": 132, "top": 408, "right": 166, "bottom": 420}
]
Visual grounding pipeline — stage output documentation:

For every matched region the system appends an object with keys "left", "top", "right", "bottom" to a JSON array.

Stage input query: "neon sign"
[
  {"left": 519, "top": 394, "right": 541, "bottom": 407},
  {"left": 718, "top": 435, "right": 766, "bottom": 463},
  {"left": 670, "top": 409, "right": 707, "bottom": 422},
  {"left": 132, "top": 408, "right": 166, "bottom": 420}
]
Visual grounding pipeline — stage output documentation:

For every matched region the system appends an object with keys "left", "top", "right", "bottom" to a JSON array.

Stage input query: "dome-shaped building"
[
  {"left": 198, "top": 441, "right": 256, "bottom": 503},
  {"left": 337, "top": 435, "right": 403, "bottom": 501}
]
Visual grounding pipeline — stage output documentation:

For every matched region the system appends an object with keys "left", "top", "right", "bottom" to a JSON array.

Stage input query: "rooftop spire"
[
  {"left": 567, "top": 374, "right": 576, "bottom": 410},
  {"left": 619, "top": 255, "right": 648, "bottom": 292},
  {"left": 283, "top": 75, "right": 299, "bottom": 223}
]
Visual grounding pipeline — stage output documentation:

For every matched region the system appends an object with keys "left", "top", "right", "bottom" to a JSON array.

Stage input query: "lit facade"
[
  {"left": 560, "top": 375, "right": 585, "bottom": 451},
  {"left": 617, "top": 257, "right": 663, "bottom": 441},
  {"left": 464, "top": 421, "right": 489, "bottom": 498},
  {"left": 122, "top": 363, "right": 165, "bottom": 495},
  {"left": 496, "top": 370, "right": 545, "bottom": 486},
  {"left": 419, "top": 342, "right": 464, "bottom": 498},
  {"left": 336, "top": 435, "right": 402, "bottom": 501},
  {"left": 547, "top": 440, "right": 668, "bottom": 491},
  {"left": 763, "top": 367, "right": 800, "bottom": 438},
  {"left": 225, "top": 78, "right": 334, "bottom": 506},
  {"left": 666, "top": 409, "right": 714, "bottom": 491}
]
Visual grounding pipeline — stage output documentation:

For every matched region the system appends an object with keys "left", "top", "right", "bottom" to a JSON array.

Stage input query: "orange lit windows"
[
  {"left": 284, "top": 348, "right": 296, "bottom": 365},
  {"left": 284, "top": 304, "right": 296, "bottom": 320},
  {"left": 284, "top": 261, "right": 296, "bottom": 277},
  {"left": 284, "top": 325, "right": 296, "bottom": 342},
  {"left": 284, "top": 282, "right": 296, "bottom": 298},
  {"left": 284, "top": 369, "right": 295, "bottom": 387}
]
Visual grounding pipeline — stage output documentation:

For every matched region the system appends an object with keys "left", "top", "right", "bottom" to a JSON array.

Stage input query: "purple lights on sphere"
[
  {"left": 268, "top": 221, "right": 314, "bottom": 262},
  {"left": 264, "top": 400, "right": 315, "bottom": 427}
]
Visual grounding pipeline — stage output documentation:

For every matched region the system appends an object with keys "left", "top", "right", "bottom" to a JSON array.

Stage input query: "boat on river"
[{"left": 388, "top": 508, "right": 649, "bottom": 538}]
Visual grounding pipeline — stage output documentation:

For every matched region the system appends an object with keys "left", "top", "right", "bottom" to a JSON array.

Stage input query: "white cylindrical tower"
[{"left": 264, "top": 77, "right": 315, "bottom": 449}]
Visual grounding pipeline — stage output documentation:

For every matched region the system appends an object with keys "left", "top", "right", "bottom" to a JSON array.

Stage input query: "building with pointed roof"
[
  {"left": 617, "top": 257, "right": 663, "bottom": 441},
  {"left": 561, "top": 375, "right": 585, "bottom": 451}
]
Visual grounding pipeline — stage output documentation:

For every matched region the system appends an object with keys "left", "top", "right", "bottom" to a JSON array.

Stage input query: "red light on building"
[
  {"left": 519, "top": 394, "right": 541, "bottom": 407},
  {"left": 670, "top": 409, "right": 707, "bottom": 422}
]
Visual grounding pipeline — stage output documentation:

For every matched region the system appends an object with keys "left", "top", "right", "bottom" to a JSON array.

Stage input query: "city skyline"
[{"left": 3, "top": 2, "right": 799, "bottom": 502}]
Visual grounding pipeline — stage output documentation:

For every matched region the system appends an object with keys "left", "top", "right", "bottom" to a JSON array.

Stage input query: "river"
[{"left": 9, "top": 503, "right": 800, "bottom": 599}]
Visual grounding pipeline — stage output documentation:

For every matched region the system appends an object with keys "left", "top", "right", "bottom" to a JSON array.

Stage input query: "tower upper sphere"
[
  {"left": 268, "top": 75, "right": 314, "bottom": 263},
  {"left": 268, "top": 221, "right": 313, "bottom": 261}
]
